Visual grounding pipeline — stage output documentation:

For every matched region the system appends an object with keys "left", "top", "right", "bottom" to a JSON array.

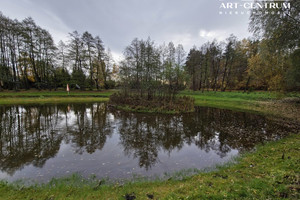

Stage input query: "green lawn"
[
  {"left": 181, "top": 90, "right": 280, "bottom": 101},
  {"left": 180, "top": 90, "right": 300, "bottom": 120},
  {"left": 181, "top": 90, "right": 278, "bottom": 111},
  {"left": 0, "top": 90, "right": 114, "bottom": 105},
  {"left": 0, "top": 90, "right": 114, "bottom": 97},
  {"left": 0, "top": 97, "right": 109, "bottom": 105}
]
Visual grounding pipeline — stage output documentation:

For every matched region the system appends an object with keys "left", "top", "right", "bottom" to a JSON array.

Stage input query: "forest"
[
  {"left": 0, "top": 13, "right": 116, "bottom": 91},
  {"left": 0, "top": 1, "right": 299, "bottom": 92}
]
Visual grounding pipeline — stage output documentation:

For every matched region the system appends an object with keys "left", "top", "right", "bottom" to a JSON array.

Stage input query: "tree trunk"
[
  {"left": 221, "top": 60, "right": 228, "bottom": 91},
  {"left": 244, "top": 76, "right": 251, "bottom": 92}
]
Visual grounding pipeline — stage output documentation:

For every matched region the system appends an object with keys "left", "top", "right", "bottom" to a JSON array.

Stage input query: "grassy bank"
[
  {"left": 0, "top": 90, "right": 113, "bottom": 105},
  {"left": 0, "top": 97, "right": 110, "bottom": 105},
  {"left": 0, "top": 90, "right": 114, "bottom": 97},
  {"left": 0, "top": 134, "right": 299, "bottom": 200},
  {"left": 180, "top": 90, "right": 300, "bottom": 121}
]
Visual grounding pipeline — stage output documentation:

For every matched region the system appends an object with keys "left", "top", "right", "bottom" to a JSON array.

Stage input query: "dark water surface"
[{"left": 0, "top": 103, "right": 296, "bottom": 182}]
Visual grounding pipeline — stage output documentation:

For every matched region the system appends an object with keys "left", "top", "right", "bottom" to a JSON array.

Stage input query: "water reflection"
[
  {"left": 0, "top": 105, "right": 63, "bottom": 175},
  {"left": 0, "top": 103, "right": 296, "bottom": 181},
  {"left": 66, "top": 104, "right": 113, "bottom": 154}
]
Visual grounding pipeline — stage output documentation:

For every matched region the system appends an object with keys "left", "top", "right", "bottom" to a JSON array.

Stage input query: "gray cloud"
[{"left": 0, "top": 0, "right": 252, "bottom": 61}]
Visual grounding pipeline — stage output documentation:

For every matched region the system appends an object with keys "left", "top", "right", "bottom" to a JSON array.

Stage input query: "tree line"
[
  {"left": 0, "top": 12, "right": 116, "bottom": 91},
  {"left": 185, "top": 0, "right": 299, "bottom": 92},
  {"left": 119, "top": 1, "right": 299, "bottom": 93},
  {"left": 185, "top": 35, "right": 299, "bottom": 92},
  {"left": 1, "top": 0, "right": 299, "bottom": 92},
  {"left": 186, "top": 36, "right": 256, "bottom": 92}
]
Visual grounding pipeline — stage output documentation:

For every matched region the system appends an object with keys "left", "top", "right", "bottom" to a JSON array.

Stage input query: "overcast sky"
[{"left": 1, "top": 0, "right": 253, "bottom": 61}]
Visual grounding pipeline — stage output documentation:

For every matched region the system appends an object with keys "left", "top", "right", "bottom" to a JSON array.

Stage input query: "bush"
[{"left": 109, "top": 93, "right": 195, "bottom": 113}]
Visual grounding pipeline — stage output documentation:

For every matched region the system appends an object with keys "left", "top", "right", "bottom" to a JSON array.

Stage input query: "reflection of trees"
[
  {"left": 0, "top": 105, "right": 63, "bottom": 175},
  {"left": 187, "top": 107, "right": 292, "bottom": 155},
  {"left": 113, "top": 107, "right": 293, "bottom": 169},
  {"left": 0, "top": 103, "right": 112, "bottom": 175},
  {"left": 0, "top": 104, "right": 295, "bottom": 175},
  {"left": 115, "top": 111, "right": 185, "bottom": 170},
  {"left": 67, "top": 103, "right": 113, "bottom": 154}
]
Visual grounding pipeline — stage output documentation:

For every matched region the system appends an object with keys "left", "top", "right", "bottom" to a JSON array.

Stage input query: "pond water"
[{"left": 0, "top": 103, "right": 296, "bottom": 183}]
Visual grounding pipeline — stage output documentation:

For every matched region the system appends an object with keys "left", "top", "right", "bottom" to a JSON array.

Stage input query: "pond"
[{"left": 0, "top": 103, "right": 296, "bottom": 183}]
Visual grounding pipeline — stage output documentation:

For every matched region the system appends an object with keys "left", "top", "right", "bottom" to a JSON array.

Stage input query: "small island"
[{"left": 109, "top": 92, "right": 194, "bottom": 114}]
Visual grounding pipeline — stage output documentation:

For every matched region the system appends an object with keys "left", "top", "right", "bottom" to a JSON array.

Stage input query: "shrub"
[{"left": 109, "top": 93, "right": 195, "bottom": 113}]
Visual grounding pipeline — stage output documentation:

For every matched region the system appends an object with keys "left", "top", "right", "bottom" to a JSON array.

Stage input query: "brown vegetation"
[{"left": 109, "top": 92, "right": 194, "bottom": 113}]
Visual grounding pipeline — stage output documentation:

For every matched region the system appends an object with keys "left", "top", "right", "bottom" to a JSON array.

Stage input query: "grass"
[
  {"left": 0, "top": 134, "right": 299, "bottom": 199},
  {"left": 0, "top": 89, "right": 299, "bottom": 199},
  {"left": 0, "top": 89, "right": 113, "bottom": 105},
  {"left": 0, "top": 89, "right": 114, "bottom": 97},
  {"left": 0, "top": 97, "right": 109, "bottom": 105},
  {"left": 180, "top": 90, "right": 300, "bottom": 121},
  {"left": 181, "top": 90, "right": 278, "bottom": 111},
  {"left": 181, "top": 90, "right": 281, "bottom": 101}
]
